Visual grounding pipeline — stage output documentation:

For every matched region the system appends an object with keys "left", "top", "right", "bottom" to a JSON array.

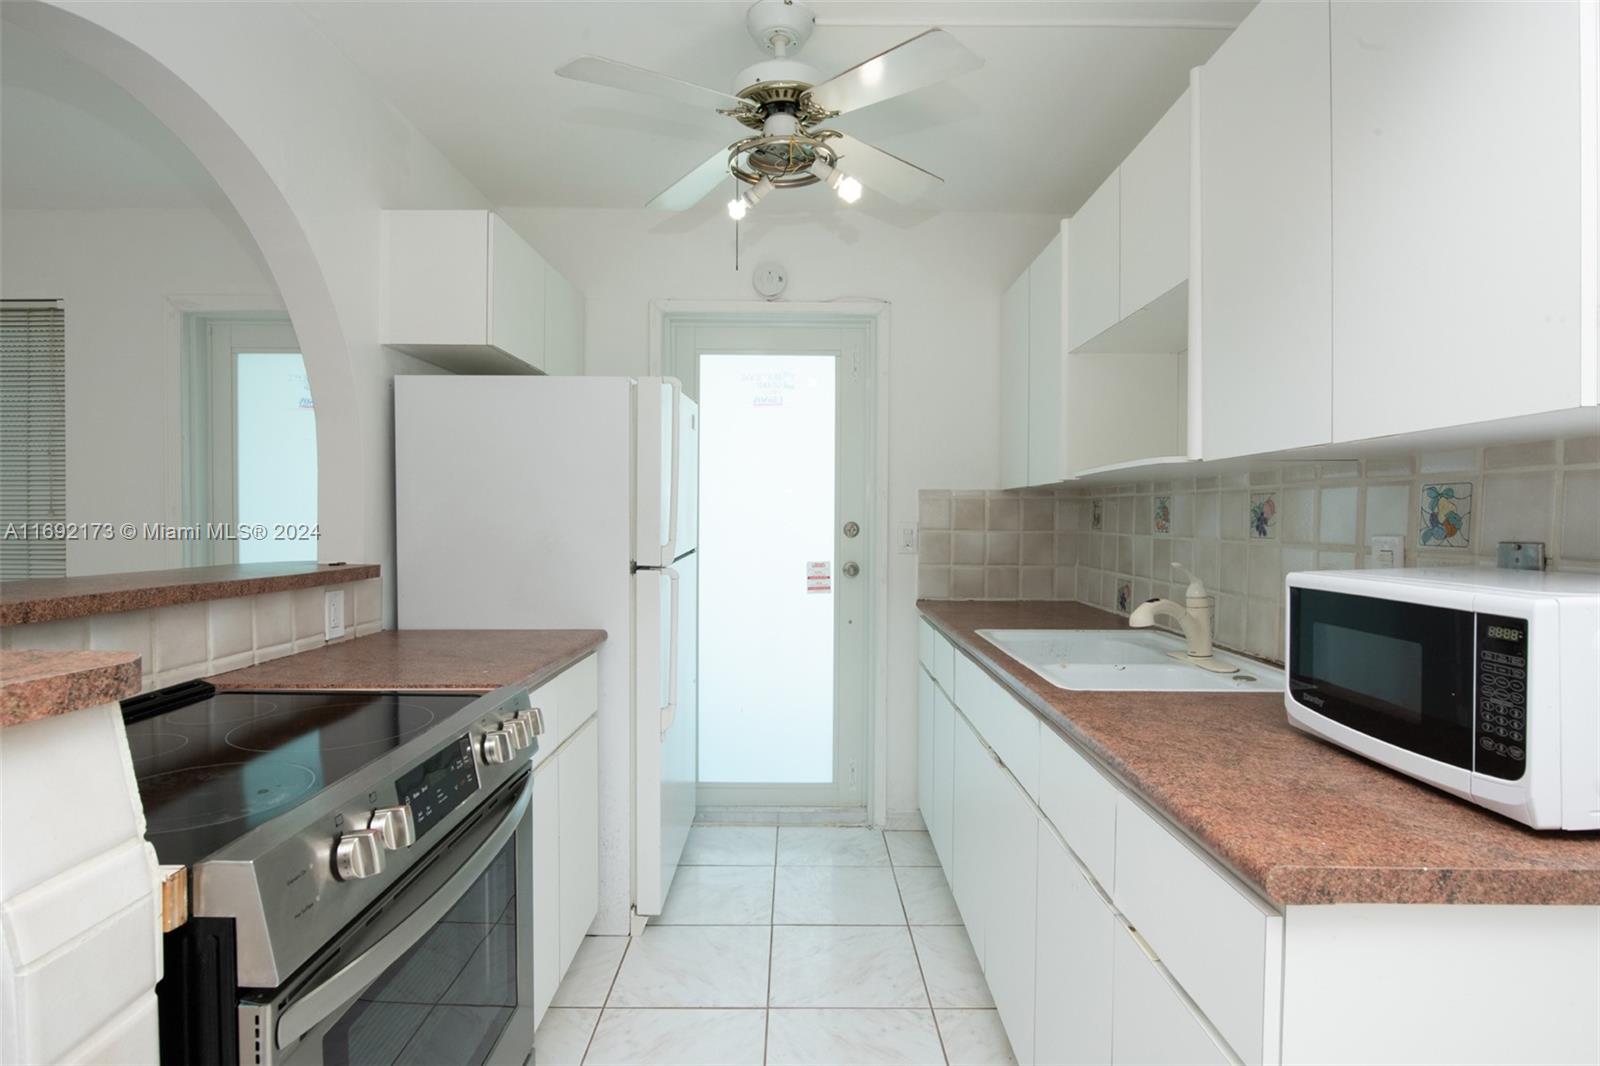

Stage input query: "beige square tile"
[
  {"left": 1481, "top": 472, "right": 1556, "bottom": 550},
  {"left": 355, "top": 578, "right": 383, "bottom": 625},
  {"left": 919, "top": 530, "right": 952, "bottom": 564},
  {"left": 1246, "top": 599, "right": 1279, "bottom": 659},
  {"left": 986, "top": 496, "right": 1020, "bottom": 531},
  {"left": 1020, "top": 566, "right": 1053, "bottom": 599},
  {"left": 918, "top": 491, "right": 952, "bottom": 531},
  {"left": 292, "top": 587, "right": 324, "bottom": 641},
  {"left": 1247, "top": 545, "right": 1281, "bottom": 600},
  {"left": 88, "top": 611, "right": 151, "bottom": 674},
  {"left": 1364, "top": 483, "right": 1411, "bottom": 544},
  {"left": 1021, "top": 532, "right": 1053, "bottom": 566},
  {"left": 1484, "top": 440, "right": 1557, "bottom": 470},
  {"left": 208, "top": 598, "right": 254, "bottom": 660},
  {"left": 951, "top": 497, "right": 985, "bottom": 531},
  {"left": 1021, "top": 497, "right": 1054, "bottom": 531},
  {"left": 1194, "top": 492, "right": 1220, "bottom": 539},
  {"left": 153, "top": 603, "right": 208, "bottom": 673},
  {"left": 1561, "top": 471, "right": 1600, "bottom": 561},
  {"left": 1419, "top": 448, "right": 1479, "bottom": 475},
  {"left": 254, "top": 592, "right": 292, "bottom": 648},
  {"left": 1280, "top": 487, "right": 1317, "bottom": 543},
  {"left": 951, "top": 567, "right": 985, "bottom": 599},
  {"left": 985, "top": 532, "right": 1019, "bottom": 566},
  {"left": 1220, "top": 490, "right": 1248, "bottom": 540},
  {"left": 1132, "top": 537, "right": 1152, "bottom": 578},
  {"left": 1215, "top": 593, "right": 1245, "bottom": 649},
  {"left": 985, "top": 567, "right": 1019, "bottom": 599},
  {"left": 1219, "top": 542, "right": 1247, "bottom": 595},
  {"left": 255, "top": 642, "right": 294, "bottom": 664},
  {"left": 918, "top": 566, "right": 951, "bottom": 599},
  {"left": 1365, "top": 456, "right": 1415, "bottom": 478},
  {"left": 1319, "top": 486, "right": 1359, "bottom": 545},
  {"left": 1054, "top": 532, "right": 1077, "bottom": 566},
  {"left": 1564, "top": 435, "right": 1600, "bottom": 466},
  {"left": 952, "top": 531, "right": 985, "bottom": 566},
  {"left": 8, "top": 619, "right": 89, "bottom": 652},
  {"left": 1054, "top": 567, "right": 1076, "bottom": 599}
]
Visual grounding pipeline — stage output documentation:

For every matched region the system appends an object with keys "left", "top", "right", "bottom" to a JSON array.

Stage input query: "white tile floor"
[{"left": 531, "top": 826, "right": 1016, "bottom": 1066}]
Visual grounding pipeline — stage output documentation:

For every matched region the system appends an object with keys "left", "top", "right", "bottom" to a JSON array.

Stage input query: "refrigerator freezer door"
[
  {"left": 632, "top": 558, "right": 698, "bottom": 916},
  {"left": 635, "top": 380, "right": 675, "bottom": 568},
  {"left": 676, "top": 394, "right": 699, "bottom": 556}
]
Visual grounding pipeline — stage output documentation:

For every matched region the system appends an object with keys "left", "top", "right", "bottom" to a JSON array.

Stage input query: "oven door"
[
  {"left": 243, "top": 771, "right": 536, "bottom": 1066},
  {"left": 1287, "top": 586, "right": 1476, "bottom": 770}
]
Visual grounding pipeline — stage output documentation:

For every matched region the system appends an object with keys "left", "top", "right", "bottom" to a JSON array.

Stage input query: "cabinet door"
[
  {"left": 1199, "top": 0, "right": 1332, "bottom": 459},
  {"left": 1000, "top": 272, "right": 1031, "bottom": 488},
  {"left": 1120, "top": 89, "right": 1190, "bottom": 317},
  {"left": 530, "top": 760, "right": 561, "bottom": 1025},
  {"left": 1066, "top": 172, "right": 1120, "bottom": 352},
  {"left": 984, "top": 765, "right": 1039, "bottom": 1065},
  {"left": 1111, "top": 923, "right": 1233, "bottom": 1065},
  {"left": 542, "top": 267, "right": 585, "bottom": 376},
  {"left": 918, "top": 668, "right": 936, "bottom": 832},
  {"left": 1035, "top": 826, "right": 1115, "bottom": 1066},
  {"left": 488, "top": 213, "right": 548, "bottom": 370},
  {"left": 557, "top": 717, "right": 599, "bottom": 977},
  {"left": 1330, "top": 0, "right": 1585, "bottom": 440},
  {"left": 1027, "top": 233, "right": 1064, "bottom": 486},
  {"left": 931, "top": 686, "right": 956, "bottom": 868},
  {"left": 950, "top": 715, "right": 990, "bottom": 959}
]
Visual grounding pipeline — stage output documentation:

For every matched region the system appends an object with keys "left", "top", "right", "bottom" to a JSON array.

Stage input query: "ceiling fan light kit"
[{"left": 555, "top": 0, "right": 981, "bottom": 215}]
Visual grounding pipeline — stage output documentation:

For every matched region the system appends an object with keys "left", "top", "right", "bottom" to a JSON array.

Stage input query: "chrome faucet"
[{"left": 1128, "top": 564, "right": 1235, "bottom": 673}]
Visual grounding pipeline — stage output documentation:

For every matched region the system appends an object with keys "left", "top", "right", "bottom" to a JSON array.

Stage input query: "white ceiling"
[
  {"left": 0, "top": 19, "right": 234, "bottom": 212},
  {"left": 301, "top": 1, "right": 1248, "bottom": 216}
]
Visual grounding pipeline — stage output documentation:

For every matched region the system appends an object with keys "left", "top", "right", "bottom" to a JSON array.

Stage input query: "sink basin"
[{"left": 974, "top": 629, "right": 1285, "bottom": 693}]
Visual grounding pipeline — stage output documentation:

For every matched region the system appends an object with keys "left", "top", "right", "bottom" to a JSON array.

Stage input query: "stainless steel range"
[{"left": 123, "top": 680, "right": 545, "bottom": 1066}]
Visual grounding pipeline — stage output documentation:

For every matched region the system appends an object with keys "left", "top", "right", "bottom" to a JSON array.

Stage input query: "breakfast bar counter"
[{"left": 917, "top": 599, "right": 1600, "bottom": 906}]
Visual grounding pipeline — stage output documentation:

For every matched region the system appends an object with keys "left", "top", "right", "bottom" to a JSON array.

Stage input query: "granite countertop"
[
  {"left": 208, "top": 628, "right": 606, "bottom": 693},
  {"left": 0, "top": 562, "right": 380, "bottom": 626},
  {"left": 1, "top": 650, "right": 142, "bottom": 725},
  {"left": 917, "top": 599, "right": 1600, "bottom": 907}
]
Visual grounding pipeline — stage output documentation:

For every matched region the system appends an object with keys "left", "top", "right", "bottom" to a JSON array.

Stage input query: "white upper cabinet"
[
  {"left": 1027, "top": 232, "right": 1065, "bottom": 486},
  {"left": 1066, "top": 173, "right": 1121, "bottom": 352},
  {"left": 384, "top": 210, "right": 582, "bottom": 375},
  {"left": 1000, "top": 272, "right": 1031, "bottom": 488},
  {"left": 1120, "top": 89, "right": 1191, "bottom": 319},
  {"left": 1330, "top": 0, "right": 1593, "bottom": 441},
  {"left": 1198, "top": 0, "right": 1333, "bottom": 460}
]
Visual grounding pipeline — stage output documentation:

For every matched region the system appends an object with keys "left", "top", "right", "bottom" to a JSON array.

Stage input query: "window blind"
[{"left": 1, "top": 300, "right": 67, "bottom": 580}]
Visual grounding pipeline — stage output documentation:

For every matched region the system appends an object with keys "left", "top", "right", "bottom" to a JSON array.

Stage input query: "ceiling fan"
[{"left": 555, "top": 0, "right": 982, "bottom": 217}]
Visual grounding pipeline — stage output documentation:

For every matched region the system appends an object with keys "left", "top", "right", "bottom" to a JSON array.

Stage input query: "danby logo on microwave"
[{"left": 1300, "top": 693, "right": 1325, "bottom": 708}]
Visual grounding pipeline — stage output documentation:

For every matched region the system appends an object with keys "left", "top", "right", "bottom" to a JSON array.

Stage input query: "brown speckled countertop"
[
  {"left": 918, "top": 599, "right": 1600, "bottom": 906},
  {"left": 0, "top": 562, "right": 380, "bottom": 626},
  {"left": 208, "top": 629, "right": 605, "bottom": 693},
  {"left": 1, "top": 649, "right": 142, "bottom": 724}
]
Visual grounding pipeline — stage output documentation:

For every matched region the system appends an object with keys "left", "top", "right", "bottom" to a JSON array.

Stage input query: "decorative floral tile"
[
  {"left": 1248, "top": 493, "right": 1277, "bottom": 539},
  {"left": 1091, "top": 500, "right": 1104, "bottom": 531},
  {"left": 1116, "top": 581, "right": 1131, "bottom": 613},
  {"left": 1153, "top": 496, "right": 1171, "bottom": 535},
  {"left": 1420, "top": 482, "right": 1471, "bottom": 548}
]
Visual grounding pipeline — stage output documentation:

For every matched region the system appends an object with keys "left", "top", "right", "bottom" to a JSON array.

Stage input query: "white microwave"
[{"left": 1284, "top": 568, "right": 1600, "bottom": 831}]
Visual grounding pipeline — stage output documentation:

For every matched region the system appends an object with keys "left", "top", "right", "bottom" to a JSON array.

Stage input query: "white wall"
[
  {"left": 502, "top": 206, "right": 1058, "bottom": 818},
  {"left": 22, "top": 1, "right": 489, "bottom": 615},
  {"left": 0, "top": 207, "right": 278, "bottom": 575}
]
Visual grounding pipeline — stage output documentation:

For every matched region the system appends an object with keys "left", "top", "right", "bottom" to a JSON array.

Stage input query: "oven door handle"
[{"left": 275, "top": 771, "right": 533, "bottom": 1051}]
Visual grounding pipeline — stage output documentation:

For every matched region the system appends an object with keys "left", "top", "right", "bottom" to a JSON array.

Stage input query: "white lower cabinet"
[
  {"left": 530, "top": 760, "right": 561, "bottom": 1025},
  {"left": 950, "top": 714, "right": 991, "bottom": 961},
  {"left": 984, "top": 760, "right": 1039, "bottom": 1065},
  {"left": 930, "top": 684, "right": 955, "bottom": 868},
  {"left": 1111, "top": 922, "right": 1234, "bottom": 1066},
  {"left": 557, "top": 717, "right": 599, "bottom": 975},
  {"left": 1035, "top": 826, "right": 1115, "bottom": 1066},
  {"left": 918, "top": 669, "right": 936, "bottom": 833}
]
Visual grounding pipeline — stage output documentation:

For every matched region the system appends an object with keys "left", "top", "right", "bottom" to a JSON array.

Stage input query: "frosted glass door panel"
[
  {"left": 236, "top": 351, "right": 317, "bottom": 562},
  {"left": 698, "top": 353, "right": 836, "bottom": 784}
]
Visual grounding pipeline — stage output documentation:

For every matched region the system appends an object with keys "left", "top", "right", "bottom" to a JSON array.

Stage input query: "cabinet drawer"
[
  {"left": 531, "top": 653, "right": 599, "bottom": 750},
  {"left": 1113, "top": 793, "right": 1279, "bottom": 1065},
  {"left": 1111, "top": 921, "right": 1235, "bottom": 1066},
  {"left": 953, "top": 655, "right": 1039, "bottom": 797},
  {"left": 1037, "top": 727, "right": 1118, "bottom": 890},
  {"left": 932, "top": 630, "right": 956, "bottom": 696}
]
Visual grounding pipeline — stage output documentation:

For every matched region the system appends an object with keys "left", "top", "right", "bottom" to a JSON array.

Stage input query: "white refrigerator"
[{"left": 394, "top": 376, "right": 698, "bottom": 933}]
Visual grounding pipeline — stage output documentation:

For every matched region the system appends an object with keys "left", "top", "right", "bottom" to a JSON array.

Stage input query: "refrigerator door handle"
[
  {"left": 664, "top": 381, "right": 681, "bottom": 564},
  {"left": 660, "top": 565, "right": 680, "bottom": 738}
]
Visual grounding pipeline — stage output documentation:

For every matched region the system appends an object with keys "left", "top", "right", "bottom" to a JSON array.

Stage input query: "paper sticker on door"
[{"left": 806, "top": 561, "right": 831, "bottom": 594}]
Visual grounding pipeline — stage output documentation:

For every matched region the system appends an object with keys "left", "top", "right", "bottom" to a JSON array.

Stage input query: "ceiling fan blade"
[
  {"left": 645, "top": 147, "right": 733, "bottom": 211},
  {"left": 556, "top": 55, "right": 747, "bottom": 113},
  {"left": 805, "top": 29, "right": 982, "bottom": 117},
  {"left": 827, "top": 133, "right": 943, "bottom": 204}
]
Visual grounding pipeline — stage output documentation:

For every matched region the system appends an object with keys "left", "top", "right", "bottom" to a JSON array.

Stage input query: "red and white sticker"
[{"left": 806, "top": 561, "right": 831, "bottom": 594}]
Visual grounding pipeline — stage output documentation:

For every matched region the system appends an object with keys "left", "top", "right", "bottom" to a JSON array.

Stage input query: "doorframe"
[{"left": 650, "top": 300, "right": 892, "bottom": 827}]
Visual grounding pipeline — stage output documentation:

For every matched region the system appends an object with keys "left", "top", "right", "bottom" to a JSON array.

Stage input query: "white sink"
[{"left": 974, "top": 629, "right": 1285, "bottom": 693}]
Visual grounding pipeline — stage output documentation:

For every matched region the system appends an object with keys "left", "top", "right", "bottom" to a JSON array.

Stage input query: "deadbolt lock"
[{"left": 843, "top": 521, "right": 860, "bottom": 538}]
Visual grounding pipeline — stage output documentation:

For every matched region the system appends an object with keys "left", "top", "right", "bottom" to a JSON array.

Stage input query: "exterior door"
[{"left": 665, "top": 317, "right": 874, "bottom": 810}]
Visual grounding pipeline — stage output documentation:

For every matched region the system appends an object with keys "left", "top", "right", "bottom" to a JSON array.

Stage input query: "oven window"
[
  {"left": 320, "top": 840, "right": 518, "bottom": 1066},
  {"left": 1289, "top": 588, "right": 1474, "bottom": 767}
]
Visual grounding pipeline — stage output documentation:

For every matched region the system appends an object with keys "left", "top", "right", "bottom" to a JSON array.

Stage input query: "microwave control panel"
[{"left": 1474, "top": 614, "right": 1528, "bottom": 780}]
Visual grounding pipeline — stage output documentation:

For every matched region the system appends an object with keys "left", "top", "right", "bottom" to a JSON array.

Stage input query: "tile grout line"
[
  {"left": 764, "top": 827, "right": 779, "bottom": 1065},
  {"left": 888, "top": 834, "right": 953, "bottom": 1066},
  {"left": 575, "top": 935, "right": 632, "bottom": 1065}
]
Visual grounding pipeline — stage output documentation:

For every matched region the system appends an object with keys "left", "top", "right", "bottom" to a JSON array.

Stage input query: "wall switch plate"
[
  {"left": 324, "top": 589, "right": 347, "bottom": 640},
  {"left": 897, "top": 523, "right": 918, "bottom": 554},
  {"left": 1369, "top": 535, "right": 1403, "bottom": 569},
  {"left": 1497, "top": 541, "right": 1545, "bottom": 571}
]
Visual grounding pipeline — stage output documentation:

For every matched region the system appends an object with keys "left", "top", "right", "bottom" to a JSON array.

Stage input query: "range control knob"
[
  {"left": 481, "top": 729, "right": 514, "bottom": 765},
  {"left": 519, "top": 708, "right": 546, "bottom": 738},
  {"left": 503, "top": 717, "right": 533, "bottom": 750},
  {"left": 368, "top": 804, "right": 416, "bottom": 850},
  {"left": 333, "top": 828, "right": 386, "bottom": 881}
]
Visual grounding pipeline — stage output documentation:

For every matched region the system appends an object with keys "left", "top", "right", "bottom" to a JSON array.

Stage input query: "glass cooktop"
[{"left": 123, "top": 687, "right": 477, "bottom": 868}]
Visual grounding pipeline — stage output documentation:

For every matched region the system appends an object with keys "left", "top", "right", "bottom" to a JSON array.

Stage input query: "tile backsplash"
[{"left": 918, "top": 434, "right": 1600, "bottom": 664}]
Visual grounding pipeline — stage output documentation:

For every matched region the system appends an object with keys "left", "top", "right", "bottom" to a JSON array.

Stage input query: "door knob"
[
  {"left": 843, "top": 521, "right": 860, "bottom": 538},
  {"left": 843, "top": 562, "right": 860, "bottom": 578}
]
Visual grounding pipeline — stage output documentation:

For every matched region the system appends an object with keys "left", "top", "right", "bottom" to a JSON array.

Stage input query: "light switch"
[
  {"left": 325, "top": 589, "right": 347, "bottom": 640},
  {"left": 1369, "top": 535, "right": 1403, "bottom": 569},
  {"left": 898, "top": 524, "right": 918, "bottom": 554}
]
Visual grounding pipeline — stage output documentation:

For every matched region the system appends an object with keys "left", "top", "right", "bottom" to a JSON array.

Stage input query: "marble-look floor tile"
[
  {"left": 531, "top": 1007, "right": 597, "bottom": 1066},
  {"left": 657, "top": 866, "right": 774, "bottom": 925},
  {"left": 769, "top": 925, "right": 926, "bottom": 1008},
  {"left": 608, "top": 926, "right": 770, "bottom": 1008},
  {"left": 884, "top": 830, "right": 940, "bottom": 867},
  {"left": 551, "top": 936, "right": 629, "bottom": 1008},
  {"left": 913, "top": 926, "right": 994, "bottom": 1008},
  {"left": 681, "top": 826, "right": 777, "bottom": 866},
  {"left": 584, "top": 1009, "right": 766, "bottom": 1066},
  {"left": 773, "top": 866, "right": 906, "bottom": 925},
  {"left": 895, "top": 867, "right": 961, "bottom": 925},
  {"left": 766, "top": 1009, "right": 946, "bottom": 1065},
  {"left": 777, "top": 827, "right": 890, "bottom": 866},
  {"left": 937, "top": 1009, "right": 1017, "bottom": 1065}
]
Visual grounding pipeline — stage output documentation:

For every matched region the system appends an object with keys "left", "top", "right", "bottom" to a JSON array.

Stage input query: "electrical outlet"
[
  {"left": 1369, "top": 535, "right": 1403, "bottom": 569},
  {"left": 898, "top": 523, "right": 918, "bottom": 554},
  {"left": 325, "top": 589, "right": 347, "bottom": 640}
]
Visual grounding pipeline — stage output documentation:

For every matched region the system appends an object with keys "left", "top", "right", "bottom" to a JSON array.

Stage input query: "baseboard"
[{"left": 694, "top": 805, "right": 870, "bottom": 826}]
